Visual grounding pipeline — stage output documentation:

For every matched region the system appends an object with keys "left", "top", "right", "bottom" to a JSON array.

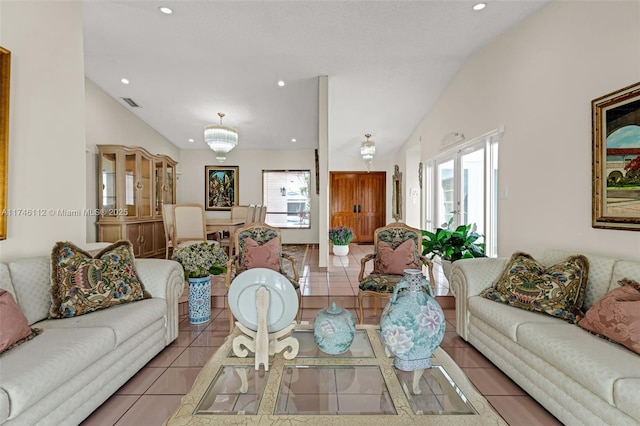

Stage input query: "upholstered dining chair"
[
  {"left": 245, "top": 204, "right": 257, "bottom": 224},
  {"left": 171, "top": 203, "right": 218, "bottom": 248},
  {"left": 257, "top": 204, "right": 267, "bottom": 222},
  {"left": 162, "top": 203, "right": 175, "bottom": 259},
  {"left": 357, "top": 222, "right": 435, "bottom": 324},
  {"left": 224, "top": 222, "right": 301, "bottom": 334}
]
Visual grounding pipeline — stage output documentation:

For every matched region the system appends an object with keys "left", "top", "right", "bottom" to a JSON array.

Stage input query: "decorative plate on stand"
[{"left": 228, "top": 268, "right": 298, "bottom": 333}]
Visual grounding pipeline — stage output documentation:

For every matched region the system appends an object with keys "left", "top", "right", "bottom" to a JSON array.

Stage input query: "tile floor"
[{"left": 82, "top": 244, "right": 562, "bottom": 426}]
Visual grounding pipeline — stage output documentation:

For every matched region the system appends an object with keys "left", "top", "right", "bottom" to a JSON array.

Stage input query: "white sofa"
[
  {"left": 0, "top": 254, "right": 184, "bottom": 426},
  {"left": 450, "top": 249, "right": 640, "bottom": 426}
]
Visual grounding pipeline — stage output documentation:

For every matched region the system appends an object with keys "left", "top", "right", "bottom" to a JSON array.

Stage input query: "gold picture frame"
[
  {"left": 592, "top": 81, "right": 640, "bottom": 230},
  {"left": 0, "top": 47, "right": 10, "bottom": 240},
  {"left": 205, "top": 165, "right": 239, "bottom": 211},
  {"left": 392, "top": 165, "right": 402, "bottom": 222}
]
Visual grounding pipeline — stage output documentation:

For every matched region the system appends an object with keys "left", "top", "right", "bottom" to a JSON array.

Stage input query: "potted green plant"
[
  {"left": 172, "top": 242, "right": 228, "bottom": 324},
  {"left": 421, "top": 218, "right": 486, "bottom": 279},
  {"left": 329, "top": 226, "right": 354, "bottom": 256}
]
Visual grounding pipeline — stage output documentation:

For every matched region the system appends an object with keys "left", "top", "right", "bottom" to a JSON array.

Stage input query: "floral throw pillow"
[
  {"left": 480, "top": 251, "right": 589, "bottom": 323},
  {"left": 49, "top": 240, "right": 150, "bottom": 319},
  {"left": 578, "top": 278, "right": 640, "bottom": 355}
]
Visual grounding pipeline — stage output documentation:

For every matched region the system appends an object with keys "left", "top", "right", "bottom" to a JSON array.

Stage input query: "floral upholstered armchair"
[
  {"left": 224, "top": 222, "right": 301, "bottom": 333},
  {"left": 358, "top": 222, "right": 435, "bottom": 324}
]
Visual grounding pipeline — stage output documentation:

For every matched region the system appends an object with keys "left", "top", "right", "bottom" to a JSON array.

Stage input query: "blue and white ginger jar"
[
  {"left": 313, "top": 302, "right": 356, "bottom": 354},
  {"left": 380, "top": 269, "right": 446, "bottom": 371}
]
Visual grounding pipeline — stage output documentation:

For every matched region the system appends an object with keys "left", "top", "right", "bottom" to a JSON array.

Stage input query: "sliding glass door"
[{"left": 426, "top": 130, "right": 500, "bottom": 257}]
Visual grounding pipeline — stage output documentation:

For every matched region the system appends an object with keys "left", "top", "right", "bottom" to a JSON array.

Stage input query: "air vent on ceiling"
[{"left": 121, "top": 97, "right": 140, "bottom": 108}]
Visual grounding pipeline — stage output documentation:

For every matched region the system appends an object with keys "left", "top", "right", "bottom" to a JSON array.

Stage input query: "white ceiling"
[{"left": 82, "top": 0, "right": 548, "bottom": 161}]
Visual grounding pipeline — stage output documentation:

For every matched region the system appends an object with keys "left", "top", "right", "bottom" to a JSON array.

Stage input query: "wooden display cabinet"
[{"left": 97, "top": 145, "right": 177, "bottom": 258}]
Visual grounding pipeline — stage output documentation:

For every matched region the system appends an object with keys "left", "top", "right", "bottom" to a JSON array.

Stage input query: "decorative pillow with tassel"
[
  {"left": 480, "top": 251, "right": 589, "bottom": 323},
  {"left": 49, "top": 240, "right": 150, "bottom": 319}
]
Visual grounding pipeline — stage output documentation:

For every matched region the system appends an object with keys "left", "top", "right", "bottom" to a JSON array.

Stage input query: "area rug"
[{"left": 281, "top": 244, "right": 309, "bottom": 277}]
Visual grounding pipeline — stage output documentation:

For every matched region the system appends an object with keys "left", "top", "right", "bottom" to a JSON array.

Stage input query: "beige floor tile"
[
  {"left": 178, "top": 318, "right": 211, "bottom": 332},
  {"left": 145, "top": 346, "right": 186, "bottom": 368},
  {"left": 171, "top": 346, "right": 219, "bottom": 367},
  {"left": 440, "top": 331, "right": 469, "bottom": 348},
  {"left": 302, "top": 286, "right": 329, "bottom": 296},
  {"left": 486, "top": 395, "right": 563, "bottom": 425},
  {"left": 80, "top": 395, "right": 139, "bottom": 425},
  {"left": 464, "top": 367, "right": 528, "bottom": 396},
  {"left": 114, "top": 395, "right": 184, "bottom": 426},
  {"left": 326, "top": 280, "right": 353, "bottom": 287},
  {"left": 442, "top": 347, "right": 495, "bottom": 368},
  {"left": 146, "top": 367, "right": 202, "bottom": 394},
  {"left": 325, "top": 286, "right": 355, "bottom": 296},
  {"left": 169, "top": 330, "right": 201, "bottom": 346},
  {"left": 190, "top": 331, "right": 227, "bottom": 347},
  {"left": 116, "top": 367, "right": 166, "bottom": 395}
]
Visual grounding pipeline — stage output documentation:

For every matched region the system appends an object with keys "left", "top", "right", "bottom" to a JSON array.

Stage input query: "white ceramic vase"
[
  {"left": 441, "top": 259, "right": 452, "bottom": 282},
  {"left": 332, "top": 244, "right": 349, "bottom": 256}
]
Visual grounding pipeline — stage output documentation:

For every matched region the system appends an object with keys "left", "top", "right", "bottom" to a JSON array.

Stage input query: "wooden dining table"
[{"left": 205, "top": 218, "right": 245, "bottom": 255}]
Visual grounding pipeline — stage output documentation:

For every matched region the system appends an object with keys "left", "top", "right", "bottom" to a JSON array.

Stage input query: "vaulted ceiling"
[{"left": 83, "top": 0, "right": 548, "bottom": 162}]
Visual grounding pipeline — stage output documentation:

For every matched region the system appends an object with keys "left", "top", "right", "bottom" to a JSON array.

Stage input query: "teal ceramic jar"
[
  {"left": 380, "top": 269, "right": 446, "bottom": 371},
  {"left": 313, "top": 302, "right": 356, "bottom": 354}
]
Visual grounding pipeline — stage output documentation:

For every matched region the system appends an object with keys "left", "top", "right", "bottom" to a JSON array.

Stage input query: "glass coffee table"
[{"left": 164, "top": 325, "right": 505, "bottom": 425}]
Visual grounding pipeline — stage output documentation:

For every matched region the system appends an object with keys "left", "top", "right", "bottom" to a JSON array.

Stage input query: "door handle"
[
  {"left": 353, "top": 205, "right": 357, "bottom": 213},
  {"left": 358, "top": 205, "right": 361, "bottom": 213}
]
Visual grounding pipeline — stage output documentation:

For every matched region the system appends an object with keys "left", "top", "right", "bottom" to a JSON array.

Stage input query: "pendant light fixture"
[
  {"left": 204, "top": 112, "right": 238, "bottom": 163},
  {"left": 360, "top": 133, "right": 375, "bottom": 172}
]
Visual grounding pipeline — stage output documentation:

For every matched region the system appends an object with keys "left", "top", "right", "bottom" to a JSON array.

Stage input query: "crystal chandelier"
[
  {"left": 204, "top": 112, "right": 238, "bottom": 163},
  {"left": 360, "top": 133, "right": 375, "bottom": 172}
]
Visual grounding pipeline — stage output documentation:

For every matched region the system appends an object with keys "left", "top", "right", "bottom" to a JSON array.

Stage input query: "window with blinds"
[{"left": 262, "top": 170, "right": 311, "bottom": 229}]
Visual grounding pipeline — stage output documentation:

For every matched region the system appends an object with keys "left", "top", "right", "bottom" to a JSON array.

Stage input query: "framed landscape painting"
[
  {"left": 592, "top": 81, "right": 640, "bottom": 230},
  {"left": 205, "top": 166, "right": 238, "bottom": 211}
]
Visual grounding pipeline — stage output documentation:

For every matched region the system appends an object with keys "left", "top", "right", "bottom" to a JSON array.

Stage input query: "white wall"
[
  {"left": 178, "top": 148, "right": 318, "bottom": 244},
  {"left": 85, "top": 79, "right": 180, "bottom": 160},
  {"left": 0, "top": 1, "right": 86, "bottom": 260},
  {"left": 405, "top": 0, "right": 640, "bottom": 260},
  {"left": 84, "top": 79, "right": 180, "bottom": 242},
  {"left": 404, "top": 146, "right": 421, "bottom": 229}
]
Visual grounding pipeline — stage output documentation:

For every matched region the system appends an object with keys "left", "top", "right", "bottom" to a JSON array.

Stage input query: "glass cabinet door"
[
  {"left": 155, "top": 161, "right": 164, "bottom": 216},
  {"left": 139, "top": 154, "right": 153, "bottom": 218},
  {"left": 166, "top": 163, "right": 175, "bottom": 205},
  {"left": 100, "top": 152, "right": 117, "bottom": 216},
  {"left": 125, "top": 154, "right": 137, "bottom": 217}
]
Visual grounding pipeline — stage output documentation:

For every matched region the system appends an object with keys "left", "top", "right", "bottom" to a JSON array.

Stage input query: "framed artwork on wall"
[
  {"left": 592, "top": 81, "right": 640, "bottom": 230},
  {"left": 205, "top": 165, "right": 239, "bottom": 211},
  {"left": 392, "top": 165, "right": 402, "bottom": 222},
  {"left": 0, "top": 47, "right": 11, "bottom": 240}
]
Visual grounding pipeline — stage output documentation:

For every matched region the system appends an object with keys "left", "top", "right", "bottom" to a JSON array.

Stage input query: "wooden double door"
[{"left": 330, "top": 172, "right": 386, "bottom": 243}]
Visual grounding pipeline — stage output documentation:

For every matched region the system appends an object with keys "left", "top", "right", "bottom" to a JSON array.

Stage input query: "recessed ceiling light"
[
  {"left": 291, "top": 138, "right": 297, "bottom": 143},
  {"left": 278, "top": 80, "right": 285, "bottom": 87},
  {"left": 121, "top": 78, "right": 130, "bottom": 84},
  {"left": 188, "top": 138, "right": 194, "bottom": 143},
  {"left": 159, "top": 6, "right": 173, "bottom": 14},
  {"left": 473, "top": 3, "right": 486, "bottom": 11}
]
